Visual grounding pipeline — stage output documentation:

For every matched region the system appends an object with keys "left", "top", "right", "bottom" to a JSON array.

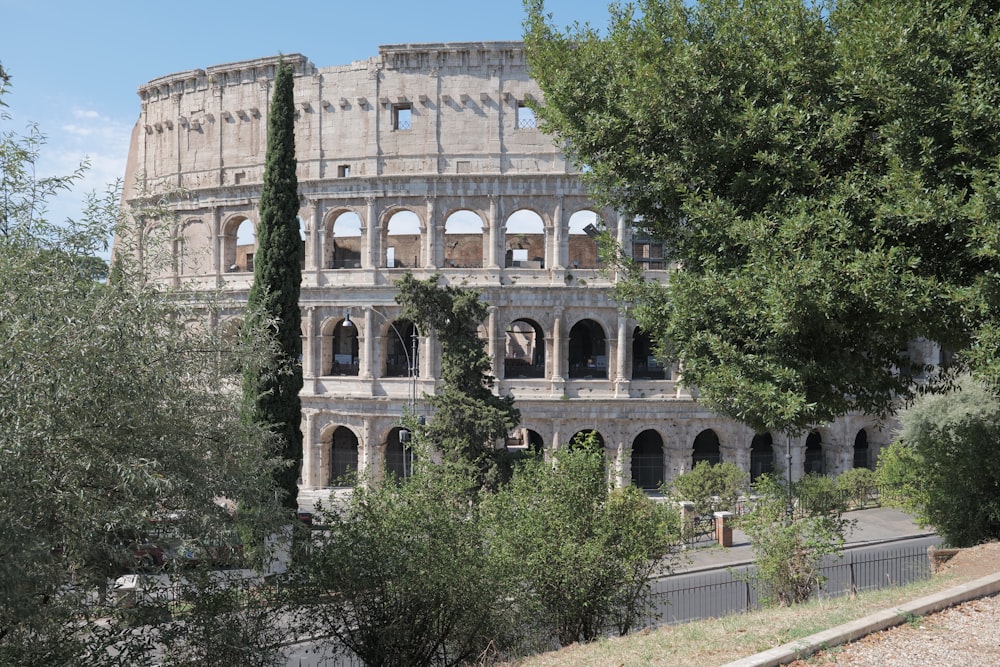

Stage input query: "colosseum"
[{"left": 121, "top": 43, "right": 894, "bottom": 504}]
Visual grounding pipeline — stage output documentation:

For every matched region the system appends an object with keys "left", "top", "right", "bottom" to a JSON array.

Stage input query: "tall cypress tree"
[{"left": 244, "top": 61, "right": 302, "bottom": 510}]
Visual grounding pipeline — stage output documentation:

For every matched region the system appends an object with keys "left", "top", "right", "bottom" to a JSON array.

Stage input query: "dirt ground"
[{"left": 931, "top": 541, "right": 1000, "bottom": 580}]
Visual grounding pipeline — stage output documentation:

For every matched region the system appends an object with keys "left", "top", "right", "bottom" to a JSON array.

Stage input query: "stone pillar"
[
  {"left": 362, "top": 417, "right": 380, "bottom": 483},
  {"left": 301, "top": 411, "right": 316, "bottom": 489},
  {"left": 552, "top": 198, "right": 566, "bottom": 270},
  {"left": 714, "top": 511, "right": 734, "bottom": 548},
  {"left": 487, "top": 306, "right": 500, "bottom": 381},
  {"left": 212, "top": 206, "right": 223, "bottom": 281},
  {"left": 487, "top": 194, "right": 500, "bottom": 268},
  {"left": 614, "top": 314, "right": 630, "bottom": 397},
  {"left": 362, "top": 307, "right": 375, "bottom": 379},
  {"left": 364, "top": 196, "right": 378, "bottom": 269},
  {"left": 307, "top": 200, "right": 322, "bottom": 273},
  {"left": 302, "top": 306, "right": 317, "bottom": 379},
  {"left": 423, "top": 198, "right": 436, "bottom": 269},
  {"left": 679, "top": 501, "right": 695, "bottom": 543},
  {"left": 550, "top": 307, "right": 565, "bottom": 397}
]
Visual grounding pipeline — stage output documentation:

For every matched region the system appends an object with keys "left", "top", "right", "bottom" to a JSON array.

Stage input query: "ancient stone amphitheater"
[{"left": 121, "top": 43, "right": 890, "bottom": 500}]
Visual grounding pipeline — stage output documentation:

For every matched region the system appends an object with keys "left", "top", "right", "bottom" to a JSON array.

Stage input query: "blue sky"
[{"left": 2, "top": 0, "right": 613, "bottom": 229}]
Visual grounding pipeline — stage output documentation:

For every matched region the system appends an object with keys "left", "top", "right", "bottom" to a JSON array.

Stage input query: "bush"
[
  {"left": 875, "top": 376, "right": 1000, "bottom": 547},
  {"left": 668, "top": 461, "right": 749, "bottom": 517},
  {"left": 740, "top": 475, "right": 850, "bottom": 607},
  {"left": 483, "top": 445, "right": 680, "bottom": 646},
  {"left": 836, "top": 467, "right": 877, "bottom": 509},
  {"left": 793, "top": 473, "right": 846, "bottom": 516}
]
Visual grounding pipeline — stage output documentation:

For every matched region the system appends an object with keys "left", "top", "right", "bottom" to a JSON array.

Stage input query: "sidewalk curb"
[{"left": 718, "top": 571, "right": 1000, "bottom": 667}]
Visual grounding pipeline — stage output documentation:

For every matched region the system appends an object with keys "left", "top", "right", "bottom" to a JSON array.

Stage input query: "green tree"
[
  {"left": 524, "top": 0, "right": 1000, "bottom": 433},
  {"left": 395, "top": 272, "right": 520, "bottom": 491},
  {"left": 296, "top": 468, "right": 516, "bottom": 667},
  {"left": 482, "top": 441, "right": 680, "bottom": 646},
  {"left": 243, "top": 61, "right": 303, "bottom": 510},
  {"left": 0, "top": 80, "right": 285, "bottom": 664},
  {"left": 875, "top": 376, "right": 1000, "bottom": 547}
]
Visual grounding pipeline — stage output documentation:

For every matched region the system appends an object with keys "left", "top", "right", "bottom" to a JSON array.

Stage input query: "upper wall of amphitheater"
[{"left": 123, "top": 43, "right": 573, "bottom": 203}]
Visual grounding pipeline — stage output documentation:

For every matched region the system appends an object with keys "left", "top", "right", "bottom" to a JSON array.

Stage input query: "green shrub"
[
  {"left": 668, "top": 461, "right": 749, "bottom": 517},
  {"left": 836, "top": 467, "right": 877, "bottom": 509}
]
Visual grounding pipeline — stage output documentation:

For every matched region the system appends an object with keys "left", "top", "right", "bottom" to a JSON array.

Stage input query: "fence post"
[{"left": 714, "top": 511, "right": 734, "bottom": 547}]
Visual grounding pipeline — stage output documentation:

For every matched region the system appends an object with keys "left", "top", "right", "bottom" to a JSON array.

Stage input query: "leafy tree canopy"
[
  {"left": 395, "top": 272, "right": 520, "bottom": 491},
  {"left": 524, "top": 0, "right": 1000, "bottom": 432},
  {"left": 0, "top": 78, "right": 285, "bottom": 664}
]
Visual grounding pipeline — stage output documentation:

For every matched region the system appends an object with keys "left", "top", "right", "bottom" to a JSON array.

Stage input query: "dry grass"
[{"left": 505, "top": 572, "right": 975, "bottom": 667}]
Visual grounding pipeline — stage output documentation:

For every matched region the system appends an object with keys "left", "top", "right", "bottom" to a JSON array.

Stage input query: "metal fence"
[{"left": 648, "top": 543, "right": 931, "bottom": 627}]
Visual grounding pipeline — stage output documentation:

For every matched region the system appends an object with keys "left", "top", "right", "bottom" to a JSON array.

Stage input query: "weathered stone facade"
[{"left": 120, "top": 44, "right": 891, "bottom": 500}]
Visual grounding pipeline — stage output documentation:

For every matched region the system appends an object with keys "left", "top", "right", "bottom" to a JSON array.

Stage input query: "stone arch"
[
  {"left": 443, "top": 209, "right": 485, "bottom": 268},
  {"left": 568, "top": 209, "right": 600, "bottom": 269},
  {"left": 632, "top": 429, "right": 665, "bottom": 491},
  {"left": 804, "top": 430, "right": 824, "bottom": 475},
  {"left": 322, "top": 316, "right": 359, "bottom": 376},
  {"left": 384, "top": 209, "right": 422, "bottom": 268},
  {"left": 750, "top": 433, "right": 774, "bottom": 481},
  {"left": 568, "top": 318, "right": 607, "bottom": 379},
  {"left": 384, "top": 319, "right": 419, "bottom": 378},
  {"left": 570, "top": 429, "right": 605, "bottom": 451},
  {"left": 853, "top": 429, "right": 871, "bottom": 470},
  {"left": 508, "top": 427, "right": 544, "bottom": 458},
  {"left": 504, "top": 318, "right": 545, "bottom": 379},
  {"left": 693, "top": 429, "right": 721, "bottom": 467},
  {"left": 326, "top": 209, "right": 363, "bottom": 269},
  {"left": 504, "top": 209, "right": 546, "bottom": 268},
  {"left": 222, "top": 214, "right": 256, "bottom": 272},
  {"left": 322, "top": 425, "right": 359, "bottom": 487},
  {"left": 632, "top": 326, "right": 668, "bottom": 380}
]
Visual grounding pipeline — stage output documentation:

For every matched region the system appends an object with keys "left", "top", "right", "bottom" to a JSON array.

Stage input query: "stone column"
[
  {"left": 362, "top": 307, "right": 375, "bottom": 379},
  {"left": 302, "top": 306, "right": 317, "bottom": 379},
  {"left": 301, "top": 411, "right": 316, "bottom": 489},
  {"left": 212, "top": 206, "right": 223, "bottom": 282},
  {"left": 364, "top": 196, "right": 378, "bottom": 269},
  {"left": 614, "top": 314, "right": 630, "bottom": 397},
  {"left": 487, "top": 306, "right": 500, "bottom": 381},
  {"left": 550, "top": 307, "right": 565, "bottom": 397},
  {"left": 487, "top": 194, "right": 500, "bottom": 268},
  {"left": 424, "top": 198, "right": 437, "bottom": 269},
  {"left": 552, "top": 198, "right": 566, "bottom": 270}
]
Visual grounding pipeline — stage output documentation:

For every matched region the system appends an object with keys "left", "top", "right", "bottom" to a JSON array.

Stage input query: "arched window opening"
[
  {"left": 693, "top": 429, "right": 721, "bottom": 467},
  {"left": 329, "top": 211, "right": 362, "bottom": 269},
  {"left": 328, "top": 426, "right": 359, "bottom": 487},
  {"left": 444, "top": 210, "right": 484, "bottom": 268},
  {"left": 384, "top": 426, "right": 415, "bottom": 482},
  {"left": 223, "top": 217, "right": 256, "bottom": 272},
  {"left": 330, "top": 319, "right": 359, "bottom": 376},
  {"left": 568, "top": 319, "right": 607, "bottom": 379},
  {"left": 853, "top": 429, "right": 871, "bottom": 470},
  {"left": 632, "top": 430, "right": 664, "bottom": 491},
  {"left": 384, "top": 320, "right": 418, "bottom": 378},
  {"left": 507, "top": 428, "right": 544, "bottom": 461},
  {"left": 570, "top": 429, "right": 605, "bottom": 452},
  {"left": 805, "top": 431, "right": 824, "bottom": 475},
  {"left": 505, "top": 210, "right": 545, "bottom": 268},
  {"left": 750, "top": 433, "right": 774, "bottom": 481},
  {"left": 298, "top": 217, "right": 307, "bottom": 269},
  {"left": 504, "top": 319, "right": 545, "bottom": 378},
  {"left": 632, "top": 327, "right": 668, "bottom": 380},
  {"left": 568, "top": 210, "right": 600, "bottom": 270},
  {"left": 386, "top": 210, "right": 421, "bottom": 268}
]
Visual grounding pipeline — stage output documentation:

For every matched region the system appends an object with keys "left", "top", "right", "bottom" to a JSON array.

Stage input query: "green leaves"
[{"left": 526, "top": 0, "right": 1000, "bottom": 432}]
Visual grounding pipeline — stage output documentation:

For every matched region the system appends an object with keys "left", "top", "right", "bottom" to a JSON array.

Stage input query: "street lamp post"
[{"left": 343, "top": 308, "right": 420, "bottom": 476}]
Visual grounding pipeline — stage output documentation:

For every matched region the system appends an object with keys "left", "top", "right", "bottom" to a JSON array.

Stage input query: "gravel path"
[{"left": 790, "top": 592, "right": 1000, "bottom": 666}]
